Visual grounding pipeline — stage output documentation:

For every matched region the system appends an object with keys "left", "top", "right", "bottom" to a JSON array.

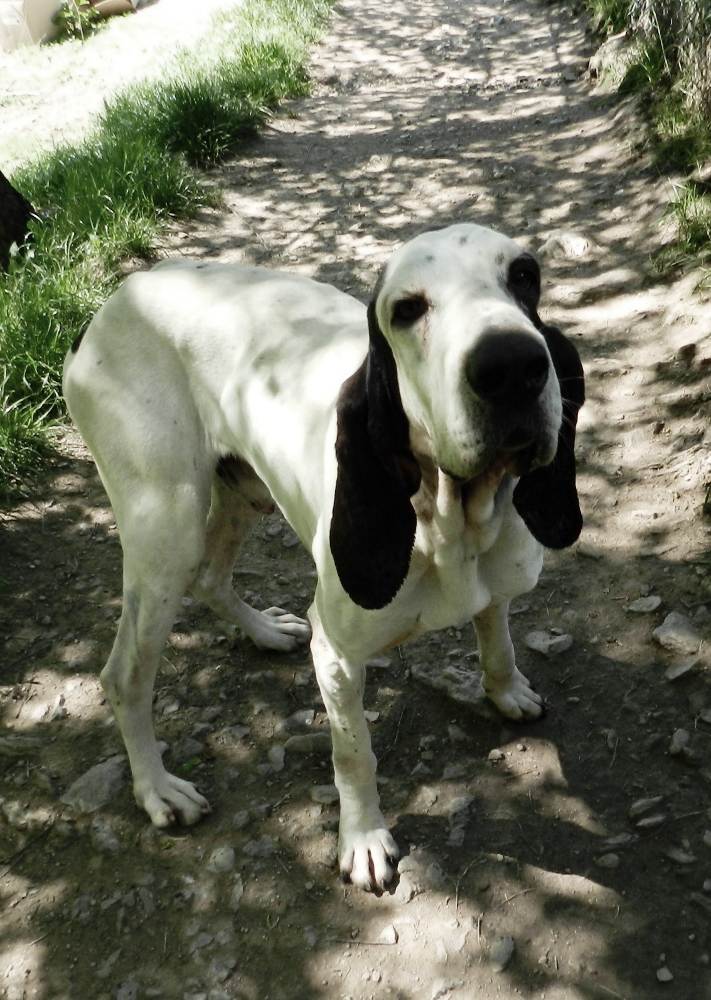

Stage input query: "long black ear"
[
  {"left": 513, "top": 321, "right": 585, "bottom": 549},
  {"left": 329, "top": 295, "right": 421, "bottom": 610}
]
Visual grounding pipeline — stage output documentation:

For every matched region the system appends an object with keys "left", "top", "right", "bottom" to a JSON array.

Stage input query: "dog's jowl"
[{"left": 63, "top": 223, "right": 584, "bottom": 892}]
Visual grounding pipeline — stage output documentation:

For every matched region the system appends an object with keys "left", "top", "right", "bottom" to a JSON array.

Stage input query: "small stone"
[
  {"left": 268, "top": 745, "right": 285, "bottom": 771},
  {"left": 281, "top": 709, "right": 315, "bottom": 732},
  {"left": 229, "top": 875, "right": 244, "bottom": 911},
  {"left": 448, "top": 724, "right": 468, "bottom": 743},
  {"left": 284, "top": 732, "right": 332, "bottom": 755},
  {"left": 703, "top": 879, "right": 711, "bottom": 893},
  {"left": 703, "top": 830, "right": 711, "bottom": 848},
  {"left": 207, "top": 846, "right": 236, "bottom": 873},
  {"left": 309, "top": 784, "right": 339, "bottom": 805},
  {"left": 488, "top": 748, "right": 505, "bottom": 762},
  {"left": 524, "top": 630, "right": 573, "bottom": 656},
  {"left": 303, "top": 926, "right": 318, "bottom": 947},
  {"left": 656, "top": 966, "right": 674, "bottom": 983},
  {"left": 61, "top": 756, "right": 126, "bottom": 813},
  {"left": 242, "top": 836, "right": 275, "bottom": 858},
  {"left": 489, "top": 935, "right": 515, "bottom": 972},
  {"left": 90, "top": 816, "right": 121, "bottom": 854},
  {"left": 665, "top": 846, "right": 696, "bottom": 864},
  {"left": 411, "top": 660, "right": 492, "bottom": 715},
  {"left": 626, "top": 595, "right": 662, "bottom": 613},
  {"left": 364, "top": 710, "right": 380, "bottom": 722},
  {"left": 603, "top": 833, "right": 637, "bottom": 849},
  {"left": 636, "top": 813, "right": 666, "bottom": 829},
  {"left": 669, "top": 729, "right": 690, "bottom": 755},
  {"left": 629, "top": 796, "right": 664, "bottom": 819},
  {"left": 653, "top": 613, "right": 701, "bottom": 656},
  {"left": 379, "top": 924, "right": 398, "bottom": 944},
  {"left": 231, "top": 810, "right": 250, "bottom": 830},
  {"left": 595, "top": 852, "right": 620, "bottom": 869},
  {"left": 366, "top": 656, "right": 392, "bottom": 669},
  {"left": 664, "top": 658, "right": 698, "bottom": 682},
  {"left": 538, "top": 230, "right": 591, "bottom": 259}
]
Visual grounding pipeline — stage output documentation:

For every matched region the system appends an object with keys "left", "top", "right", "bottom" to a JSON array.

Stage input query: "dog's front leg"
[
  {"left": 475, "top": 600, "right": 544, "bottom": 720},
  {"left": 309, "top": 612, "right": 399, "bottom": 892}
]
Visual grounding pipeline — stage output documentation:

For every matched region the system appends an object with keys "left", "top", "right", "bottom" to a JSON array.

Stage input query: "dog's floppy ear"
[
  {"left": 513, "top": 321, "right": 585, "bottom": 549},
  {"left": 329, "top": 287, "right": 421, "bottom": 610}
]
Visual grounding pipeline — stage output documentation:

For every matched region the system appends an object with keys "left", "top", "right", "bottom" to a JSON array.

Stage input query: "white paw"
[
  {"left": 251, "top": 606, "right": 311, "bottom": 652},
  {"left": 339, "top": 818, "right": 400, "bottom": 892},
  {"left": 484, "top": 666, "right": 543, "bottom": 721},
  {"left": 135, "top": 771, "right": 211, "bottom": 827}
]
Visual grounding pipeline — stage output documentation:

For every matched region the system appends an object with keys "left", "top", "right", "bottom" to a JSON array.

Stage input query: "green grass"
[{"left": 0, "top": 0, "right": 331, "bottom": 499}]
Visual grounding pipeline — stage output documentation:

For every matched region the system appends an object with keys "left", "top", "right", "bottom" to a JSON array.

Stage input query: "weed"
[{"left": 0, "top": 0, "right": 332, "bottom": 497}]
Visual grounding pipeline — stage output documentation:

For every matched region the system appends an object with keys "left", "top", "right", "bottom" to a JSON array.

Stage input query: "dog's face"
[
  {"left": 330, "top": 223, "right": 585, "bottom": 610},
  {"left": 372, "top": 224, "right": 561, "bottom": 482}
]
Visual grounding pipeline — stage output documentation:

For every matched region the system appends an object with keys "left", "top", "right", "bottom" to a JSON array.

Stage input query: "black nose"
[{"left": 465, "top": 331, "right": 549, "bottom": 406}]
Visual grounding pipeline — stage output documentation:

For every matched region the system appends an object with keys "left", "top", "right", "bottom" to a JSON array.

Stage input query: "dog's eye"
[
  {"left": 392, "top": 295, "right": 429, "bottom": 327},
  {"left": 509, "top": 258, "right": 539, "bottom": 293}
]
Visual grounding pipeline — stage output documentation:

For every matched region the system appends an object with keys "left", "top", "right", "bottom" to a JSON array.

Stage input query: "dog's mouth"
[{"left": 440, "top": 433, "right": 540, "bottom": 489}]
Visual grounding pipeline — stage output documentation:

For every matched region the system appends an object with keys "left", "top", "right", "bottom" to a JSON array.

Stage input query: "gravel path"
[{"left": 2, "top": 0, "right": 711, "bottom": 998}]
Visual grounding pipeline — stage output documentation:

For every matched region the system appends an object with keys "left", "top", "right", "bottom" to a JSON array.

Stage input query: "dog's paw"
[
  {"left": 339, "top": 821, "right": 400, "bottom": 892},
  {"left": 135, "top": 771, "right": 211, "bottom": 828},
  {"left": 484, "top": 667, "right": 543, "bottom": 721},
  {"left": 251, "top": 607, "right": 311, "bottom": 652}
]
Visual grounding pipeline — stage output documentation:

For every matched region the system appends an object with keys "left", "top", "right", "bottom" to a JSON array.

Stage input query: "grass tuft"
[{"left": 0, "top": 0, "right": 332, "bottom": 499}]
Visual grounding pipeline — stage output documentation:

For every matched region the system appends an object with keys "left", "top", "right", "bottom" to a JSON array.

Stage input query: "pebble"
[
  {"left": 653, "top": 612, "right": 701, "bottom": 656},
  {"left": 489, "top": 935, "right": 515, "bottom": 972},
  {"left": 230, "top": 875, "right": 244, "bottom": 911},
  {"left": 664, "top": 658, "right": 698, "bottom": 682},
  {"left": 242, "top": 836, "right": 275, "bottom": 858},
  {"left": 448, "top": 724, "right": 468, "bottom": 743},
  {"left": 447, "top": 794, "right": 474, "bottom": 847},
  {"left": 268, "top": 745, "right": 285, "bottom": 772},
  {"left": 284, "top": 732, "right": 332, "bottom": 755},
  {"left": 309, "top": 784, "right": 339, "bottom": 805},
  {"left": 636, "top": 813, "right": 666, "bottom": 829},
  {"left": 60, "top": 755, "right": 126, "bottom": 813},
  {"left": 538, "top": 230, "right": 591, "bottom": 259},
  {"left": 410, "top": 660, "right": 492, "bottom": 716},
  {"left": 379, "top": 924, "right": 398, "bottom": 945},
  {"left": 231, "top": 810, "right": 250, "bottom": 831},
  {"left": 524, "top": 630, "right": 573, "bottom": 656},
  {"left": 626, "top": 595, "right": 662, "bottom": 613},
  {"left": 488, "top": 748, "right": 505, "bottom": 762},
  {"left": 656, "top": 966, "right": 674, "bottom": 983},
  {"left": 364, "top": 710, "right": 380, "bottom": 722},
  {"left": 703, "top": 830, "right": 711, "bottom": 848},
  {"left": 629, "top": 796, "right": 664, "bottom": 819},
  {"left": 280, "top": 709, "right": 315, "bottom": 732},
  {"left": 90, "top": 816, "right": 121, "bottom": 854},
  {"left": 595, "top": 852, "right": 620, "bottom": 869},
  {"left": 207, "top": 846, "right": 236, "bottom": 873},
  {"left": 703, "top": 879, "right": 711, "bottom": 894},
  {"left": 665, "top": 846, "right": 696, "bottom": 864},
  {"left": 669, "top": 729, "right": 690, "bottom": 756}
]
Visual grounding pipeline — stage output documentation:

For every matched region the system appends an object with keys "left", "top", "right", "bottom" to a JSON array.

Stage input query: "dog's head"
[{"left": 330, "top": 223, "right": 585, "bottom": 610}]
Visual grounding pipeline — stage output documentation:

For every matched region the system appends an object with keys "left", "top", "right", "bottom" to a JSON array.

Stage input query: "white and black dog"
[{"left": 63, "top": 223, "right": 584, "bottom": 892}]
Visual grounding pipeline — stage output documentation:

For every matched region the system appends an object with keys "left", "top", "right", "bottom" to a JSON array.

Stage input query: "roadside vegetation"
[
  {"left": 581, "top": 0, "right": 711, "bottom": 272},
  {"left": 0, "top": 0, "right": 331, "bottom": 497}
]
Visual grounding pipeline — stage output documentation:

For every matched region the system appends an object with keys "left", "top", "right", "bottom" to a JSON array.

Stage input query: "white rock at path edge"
[
  {"left": 60, "top": 755, "right": 126, "bottom": 813},
  {"left": 525, "top": 631, "right": 573, "bottom": 656},
  {"left": 653, "top": 612, "right": 701, "bottom": 656}
]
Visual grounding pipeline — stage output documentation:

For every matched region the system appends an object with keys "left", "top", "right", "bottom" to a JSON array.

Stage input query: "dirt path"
[{"left": 2, "top": 0, "right": 711, "bottom": 998}]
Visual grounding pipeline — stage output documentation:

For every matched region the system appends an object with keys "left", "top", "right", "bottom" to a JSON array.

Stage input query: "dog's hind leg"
[
  {"left": 99, "top": 473, "right": 214, "bottom": 827},
  {"left": 191, "top": 459, "right": 311, "bottom": 652}
]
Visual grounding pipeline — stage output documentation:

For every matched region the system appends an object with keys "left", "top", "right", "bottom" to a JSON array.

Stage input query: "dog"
[{"left": 63, "top": 222, "right": 584, "bottom": 892}]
